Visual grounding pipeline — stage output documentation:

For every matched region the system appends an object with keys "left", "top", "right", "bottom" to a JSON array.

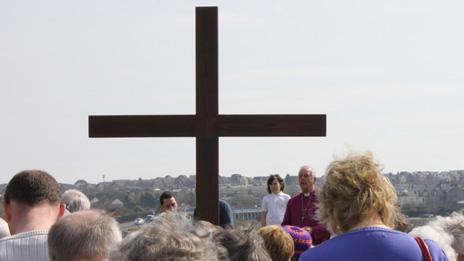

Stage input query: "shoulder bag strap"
[{"left": 415, "top": 236, "right": 433, "bottom": 261}]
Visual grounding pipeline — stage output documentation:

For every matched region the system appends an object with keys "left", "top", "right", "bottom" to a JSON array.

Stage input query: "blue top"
[
  {"left": 299, "top": 226, "right": 448, "bottom": 261},
  {"left": 219, "top": 199, "right": 234, "bottom": 228},
  {"left": 194, "top": 199, "right": 234, "bottom": 228}
]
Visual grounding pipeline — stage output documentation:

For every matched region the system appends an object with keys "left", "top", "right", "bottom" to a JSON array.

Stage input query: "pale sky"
[{"left": 1, "top": 1, "right": 463, "bottom": 184}]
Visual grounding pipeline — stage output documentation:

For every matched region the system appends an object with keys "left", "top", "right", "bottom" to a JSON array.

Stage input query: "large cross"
[{"left": 89, "top": 7, "right": 326, "bottom": 225}]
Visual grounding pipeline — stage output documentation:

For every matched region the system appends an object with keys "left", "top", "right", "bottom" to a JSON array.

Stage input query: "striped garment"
[{"left": 0, "top": 230, "right": 49, "bottom": 261}]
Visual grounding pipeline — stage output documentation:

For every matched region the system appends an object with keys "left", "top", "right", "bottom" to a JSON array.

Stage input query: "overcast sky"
[{"left": 1, "top": 1, "right": 463, "bottom": 184}]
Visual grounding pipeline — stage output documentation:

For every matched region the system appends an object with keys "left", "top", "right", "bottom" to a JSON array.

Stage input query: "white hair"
[
  {"left": 0, "top": 217, "right": 10, "bottom": 239},
  {"left": 213, "top": 228, "right": 272, "bottom": 261},
  {"left": 62, "top": 189, "right": 91, "bottom": 213},
  {"left": 110, "top": 211, "right": 227, "bottom": 261},
  {"left": 445, "top": 212, "right": 464, "bottom": 255},
  {"left": 48, "top": 210, "right": 122, "bottom": 260},
  {"left": 409, "top": 212, "right": 464, "bottom": 261}
]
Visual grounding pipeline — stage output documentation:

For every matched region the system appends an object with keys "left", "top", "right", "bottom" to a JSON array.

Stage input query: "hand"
[{"left": 303, "top": 226, "right": 312, "bottom": 233}]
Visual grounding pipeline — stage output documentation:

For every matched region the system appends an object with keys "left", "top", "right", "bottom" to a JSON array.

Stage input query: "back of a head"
[
  {"left": 48, "top": 210, "right": 122, "bottom": 261},
  {"left": 194, "top": 220, "right": 220, "bottom": 235},
  {"left": 0, "top": 217, "right": 10, "bottom": 239},
  {"left": 4, "top": 170, "right": 61, "bottom": 206},
  {"left": 318, "top": 152, "right": 398, "bottom": 234},
  {"left": 282, "top": 225, "right": 312, "bottom": 260},
  {"left": 409, "top": 222, "right": 455, "bottom": 260},
  {"left": 410, "top": 212, "right": 464, "bottom": 261},
  {"left": 110, "top": 212, "right": 223, "bottom": 261},
  {"left": 62, "top": 189, "right": 91, "bottom": 213},
  {"left": 213, "top": 228, "right": 271, "bottom": 261},
  {"left": 443, "top": 212, "right": 464, "bottom": 256},
  {"left": 258, "top": 225, "right": 294, "bottom": 261}
]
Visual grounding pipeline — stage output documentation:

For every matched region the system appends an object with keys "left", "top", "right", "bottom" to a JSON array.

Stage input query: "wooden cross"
[{"left": 89, "top": 7, "right": 326, "bottom": 225}]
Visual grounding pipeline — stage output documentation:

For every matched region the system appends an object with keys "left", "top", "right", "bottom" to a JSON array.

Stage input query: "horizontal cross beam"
[
  {"left": 89, "top": 115, "right": 196, "bottom": 137},
  {"left": 218, "top": 115, "right": 326, "bottom": 136},
  {"left": 89, "top": 114, "right": 326, "bottom": 138}
]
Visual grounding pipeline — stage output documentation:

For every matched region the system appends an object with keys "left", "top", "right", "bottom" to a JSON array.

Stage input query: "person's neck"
[
  {"left": 301, "top": 189, "right": 314, "bottom": 195},
  {"left": 301, "top": 184, "right": 316, "bottom": 195},
  {"left": 349, "top": 212, "right": 390, "bottom": 231},
  {"left": 10, "top": 204, "right": 60, "bottom": 234}
]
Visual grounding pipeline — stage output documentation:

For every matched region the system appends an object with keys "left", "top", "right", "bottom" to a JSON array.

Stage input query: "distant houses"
[{"left": 1, "top": 170, "right": 462, "bottom": 218}]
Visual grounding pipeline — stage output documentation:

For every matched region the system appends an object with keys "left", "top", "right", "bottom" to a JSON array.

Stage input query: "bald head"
[
  {"left": 298, "top": 165, "right": 316, "bottom": 193},
  {"left": 299, "top": 165, "right": 314, "bottom": 174},
  {"left": 48, "top": 210, "right": 122, "bottom": 261},
  {"left": 62, "top": 189, "right": 91, "bottom": 213}
]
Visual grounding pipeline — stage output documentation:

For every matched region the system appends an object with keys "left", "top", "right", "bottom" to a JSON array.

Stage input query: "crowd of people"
[{"left": 0, "top": 152, "right": 463, "bottom": 260}]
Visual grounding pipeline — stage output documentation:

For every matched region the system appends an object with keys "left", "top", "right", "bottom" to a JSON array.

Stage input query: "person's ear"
[
  {"left": 3, "top": 200, "right": 12, "bottom": 222},
  {"left": 57, "top": 203, "right": 65, "bottom": 218}
]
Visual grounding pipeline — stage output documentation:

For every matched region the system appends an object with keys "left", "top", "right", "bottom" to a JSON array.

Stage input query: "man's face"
[
  {"left": 161, "top": 197, "right": 178, "bottom": 212},
  {"left": 299, "top": 167, "right": 315, "bottom": 193}
]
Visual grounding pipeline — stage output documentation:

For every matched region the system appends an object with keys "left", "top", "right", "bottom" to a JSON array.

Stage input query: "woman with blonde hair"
[
  {"left": 258, "top": 225, "right": 294, "bottom": 261},
  {"left": 300, "top": 152, "right": 448, "bottom": 261}
]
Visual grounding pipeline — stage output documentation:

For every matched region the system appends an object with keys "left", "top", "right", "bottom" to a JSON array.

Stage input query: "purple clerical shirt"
[{"left": 281, "top": 191, "right": 330, "bottom": 245}]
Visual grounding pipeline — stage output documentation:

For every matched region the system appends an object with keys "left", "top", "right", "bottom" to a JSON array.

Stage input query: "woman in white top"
[{"left": 261, "top": 174, "right": 291, "bottom": 226}]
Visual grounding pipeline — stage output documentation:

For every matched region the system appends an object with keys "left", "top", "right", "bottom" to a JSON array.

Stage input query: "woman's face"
[{"left": 270, "top": 179, "right": 281, "bottom": 193}]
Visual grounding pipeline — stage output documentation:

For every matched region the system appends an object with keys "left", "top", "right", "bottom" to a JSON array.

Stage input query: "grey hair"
[
  {"left": 48, "top": 210, "right": 122, "bottom": 261},
  {"left": 213, "top": 228, "right": 272, "bottom": 261},
  {"left": 62, "top": 189, "right": 91, "bottom": 213},
  {"left": 410, "top": 224, "right": 455, "bottom": 260},
  {"left": 444, "top": 212, "right": 464, "bottom": 256},
  {"left": 410, "top": 212, "right": 464, "bottom": 260},
  {"left": 110, "top": 211, "right": 228, "bottom": 261},
  {"left": 0, "top": 217, "right": 10, "bottom": 239}
]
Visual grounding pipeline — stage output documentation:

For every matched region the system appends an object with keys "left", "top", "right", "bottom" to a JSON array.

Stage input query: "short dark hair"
[
  {"left": 266, "top": 175, "right": 285, "bottom": 194},
  {"left": 159, "top": 191, "right": 175, "bottom": 205},
  {"left": 4, "top": 170, "right": 61, "bottom": 206}
]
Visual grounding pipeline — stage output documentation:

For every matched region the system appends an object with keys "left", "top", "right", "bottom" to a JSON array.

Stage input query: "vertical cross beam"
[{"left": 195, "top": 7, "right": 219, "bottom": 224}]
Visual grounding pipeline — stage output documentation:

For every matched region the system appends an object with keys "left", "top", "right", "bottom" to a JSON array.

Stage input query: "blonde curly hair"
[
  {"left": 317, "top": 152, "right": 399, "bottom": 234},
  {"left": 258, "top": 225, "right": 294, "bottom": 261}
]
